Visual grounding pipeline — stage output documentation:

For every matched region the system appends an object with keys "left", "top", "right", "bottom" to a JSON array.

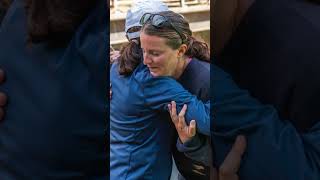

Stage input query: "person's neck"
[{"left": 173, "top": 57, "right": 191, "bottom": 80}]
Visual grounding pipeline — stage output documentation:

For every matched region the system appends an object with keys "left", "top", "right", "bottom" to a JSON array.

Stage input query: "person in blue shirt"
[
  {"left": 110, "top": 9, "right": 214, "bottom": 179},
  {"left": 0, "top": 0, "right": 107, "bottom": 179},
  {"left": 110, "top": 3, "right": 246, "bottom": 179}
]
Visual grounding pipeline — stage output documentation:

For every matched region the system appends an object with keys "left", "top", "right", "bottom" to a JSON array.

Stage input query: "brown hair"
[
  {"left": 118, "top": 26, "right": 143, "bottom": 76},
  {"left": 118, "top": 11, "right": 210, "bottom": 76},
  {"left": 141, "top": 11, "right": 210, "bottom": 62},
  {"left": 25, "top": 0, "right": 98, "bottom": 45},
  {"left": 118, "top": 39, "right": 143, "bottom": 76}
]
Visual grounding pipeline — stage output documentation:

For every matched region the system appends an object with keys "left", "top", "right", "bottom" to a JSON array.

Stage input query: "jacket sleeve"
[
  {"left": 176, "top": 134, "right": 211, "bottom": 166},
  {"left": 142, "top": 77, "right": 211, "bottom": 136},
  {"left": 212, "top": 65, "right": 320, "bottom": 180}
]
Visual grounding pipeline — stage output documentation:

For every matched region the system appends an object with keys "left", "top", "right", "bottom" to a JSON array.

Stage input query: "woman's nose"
[{"left": 143, "top": 53, "right": 152, "bottom": 65}]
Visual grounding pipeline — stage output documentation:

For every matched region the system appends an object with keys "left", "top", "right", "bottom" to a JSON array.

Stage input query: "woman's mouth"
[{"left": 148, "top": 67, "right": 158, "bottom": 71}]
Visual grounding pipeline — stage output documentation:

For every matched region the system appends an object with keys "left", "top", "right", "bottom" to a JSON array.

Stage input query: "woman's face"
[{"left": 140, "top": 31, "right": 180, "bottom": 77}]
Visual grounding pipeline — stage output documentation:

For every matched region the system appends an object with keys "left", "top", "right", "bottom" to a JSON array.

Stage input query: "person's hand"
[
  {"left": 110, "top": 50, "right": 120, "bottom": 64},
  {"left": 168, "top": 101, "right": 246, "bottom": 180},
  {"left": 213, "top": 135, "right": 247, "bottom": 180},
  {"left": 0, "top": 69, "right": 7, "bottom": 120},
  {"left": 168, "top": 101, "right": 196, "bottom": 143}
]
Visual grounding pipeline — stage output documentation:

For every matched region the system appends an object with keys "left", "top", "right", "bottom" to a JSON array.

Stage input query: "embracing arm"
[
  {"left": 142, "top": 76, "right": 210, "bottom": 136},
  {"left": 169, "top": 102, "right": 247, "bottom": 180},
  {"left": 168, "top": 102, "right": 211, "bottom": 165},
  {"left": 212, "top": 64, "right": 320, "bottom": 180}
]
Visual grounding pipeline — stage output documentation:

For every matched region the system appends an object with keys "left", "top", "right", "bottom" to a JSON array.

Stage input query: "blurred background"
[{"left": 110, "top": 0, "right": 210, "bottom": 50}]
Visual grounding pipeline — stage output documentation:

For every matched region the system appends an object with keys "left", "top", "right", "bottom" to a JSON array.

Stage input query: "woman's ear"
[{"left": 177, "top": 44, "right": 187, "bottom": 57}]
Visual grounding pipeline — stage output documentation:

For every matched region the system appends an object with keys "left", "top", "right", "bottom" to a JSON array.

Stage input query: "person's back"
[
  {"left": 110, "top": 62, "right": 175, "bottom": 179},
  {"left": 110, "top": 58, "right": 212, "bottom": 179},
  {"left": 216, "top": 0, "right": 320, "bottom": 132},
  {"left": 0, "top": 0, "right": 107, "bottom": 178}
]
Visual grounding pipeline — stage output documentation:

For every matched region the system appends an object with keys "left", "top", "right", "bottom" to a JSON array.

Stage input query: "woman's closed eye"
[
  {"left": 149, "top": 50, "right": 160, "bottom": 56},
  {"left": 143, "top": 49, "right": 161, "bottom": 57}
]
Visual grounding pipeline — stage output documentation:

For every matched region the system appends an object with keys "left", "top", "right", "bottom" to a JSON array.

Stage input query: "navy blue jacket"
[
  {"left": 0, "top": 0, "right": 107, "bottom": 179},
  {"left": 214, "top": 0, "right": 320, "bottom": 178},
  {"left": 216, "top": 0, "right": 320, "bottom": 132},
  {"left": 211, "top": 64, "right": 320, "bottom": 180},
  {"left": 110, "top": 62, "right": 210, "bottom": 179},
  {"left": 174, "top": 59, "right": 211, "bottom": 179}
]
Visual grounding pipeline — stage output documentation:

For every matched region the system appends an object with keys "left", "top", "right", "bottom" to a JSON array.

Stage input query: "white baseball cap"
[{"left": 125, "top": 0, "right": 169, "bottom": 40}]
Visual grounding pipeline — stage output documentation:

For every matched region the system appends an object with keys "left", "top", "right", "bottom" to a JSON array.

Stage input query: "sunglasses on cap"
[{"left": 139, "top": 13, "right": 185, "bottom": 44}]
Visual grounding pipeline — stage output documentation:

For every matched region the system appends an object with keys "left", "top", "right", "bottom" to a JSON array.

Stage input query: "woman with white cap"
[
  {"left": 110, "top": 0, "right": 248, "bottom": 179},
  {"left": 110, "top": 1, "right": 214, "bottom": 179}
]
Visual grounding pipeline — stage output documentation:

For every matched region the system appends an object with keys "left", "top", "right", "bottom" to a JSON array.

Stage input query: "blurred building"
[{"left": 110, "top": 0, "right": 210, "bottom": 50}]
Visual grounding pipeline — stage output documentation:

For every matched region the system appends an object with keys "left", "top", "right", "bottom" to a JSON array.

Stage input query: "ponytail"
[
  {"left": 185, "top": 36, "right": 210, "bottom": 62},
  {"left": 118, "top": 39, "right": 142, "bottom": 76}
]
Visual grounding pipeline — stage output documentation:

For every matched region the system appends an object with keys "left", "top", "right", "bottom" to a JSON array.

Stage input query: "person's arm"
[
  {"left": 110, "top": 50, "right": 120, "bottom": 64},
  {"left": 177, "top": 133, "right": 211, "bottom": 165},
  {"left": 216, "top": 135, "right": 246, "bottom": 180},
  {"left": 169, "top": 102, "right": 247, "bottom": 180},
  {"left": 212, "top": 64, "right": 320, "bottom": 179},
  {"left": 168, "top": 102, "right": 211, "bottom": 165},
  {"left": 169, "top": 103, "right": 246, "bottom": 180},
  {"left": 142, "top": 75, "right": 210, "bottom": 136}
]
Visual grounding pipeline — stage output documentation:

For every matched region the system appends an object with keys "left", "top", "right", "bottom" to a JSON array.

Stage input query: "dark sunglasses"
[{"left": 139, "top": 13, "right": 185, "bottom": 44}]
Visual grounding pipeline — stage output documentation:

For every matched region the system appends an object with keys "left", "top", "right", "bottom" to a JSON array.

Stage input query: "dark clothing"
[
  {"left": 214, "top": 0, "right": 320, "bottom": 179},
  {"left": 110, "top": 61, "right": 210, "bottom": 179},
  {"left": 174, "top": 59, "right": 211, "bottom": 180},
  {"left": 176, "top": 133, "right": 211, "bottom": 166},
  {"left": 0, "top": 3, "right": 7, "bottom": 24},
  {"left": 215, "top": 0, "right": 320, "bottom": 132},
  {"left": 211, "top": 64, "right": 320, "bottom": 180},
  {"left": 0, "top": 0, "right": 107, "bottom": 179},
  {"left": 178, "top": 59, "right": 210, "bottom": 102},
  {"left": 0, "top": 1, "right": 11, "bottom": 24}
]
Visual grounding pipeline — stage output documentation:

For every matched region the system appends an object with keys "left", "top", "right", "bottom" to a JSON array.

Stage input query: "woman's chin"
[{"left": 150, "top": 71, "right": 159, "bottom": 77}]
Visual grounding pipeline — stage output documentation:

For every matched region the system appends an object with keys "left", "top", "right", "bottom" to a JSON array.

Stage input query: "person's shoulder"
[
  {"left": 110, "top": 62, "right": 118, "bottom": 72},
  {"left": 212, "top": 63, "right": 235, "bottom": 83},
  {"left": 190, "top": 58, "right": 210, "bottom": 81},
  {"left": 192, "top": 58, "right": 210, "bottom": 72},
  {"left": 133, "top": 63, "right": 152, "bottom": 82}
]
